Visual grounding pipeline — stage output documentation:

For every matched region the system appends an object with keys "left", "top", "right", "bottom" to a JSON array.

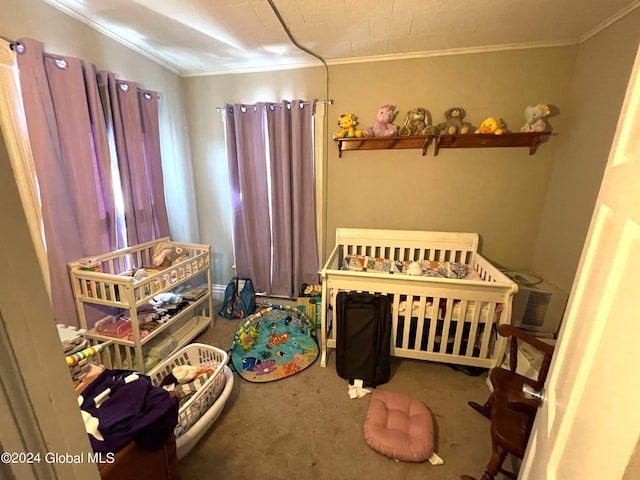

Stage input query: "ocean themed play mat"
[{"left": 230, "top": 304, "right": 318, "bottom": 383}]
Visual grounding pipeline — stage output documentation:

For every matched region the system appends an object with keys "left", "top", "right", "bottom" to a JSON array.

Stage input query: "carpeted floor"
[{"left": 177, "top": 305, "right": 512, "bottom": 480}]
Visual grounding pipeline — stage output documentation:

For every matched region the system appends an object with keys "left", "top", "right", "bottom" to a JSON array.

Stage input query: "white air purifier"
[{"left": 508, "top": 272, "right": 569, "bottom": 338}]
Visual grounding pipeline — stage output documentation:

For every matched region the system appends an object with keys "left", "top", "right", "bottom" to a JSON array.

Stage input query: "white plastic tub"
[
  {"left": 148, "top": 343, "right": 229, "bottom": 444},
  {"left": 176, "top": 365, "right": 234, "bottom": 459}
]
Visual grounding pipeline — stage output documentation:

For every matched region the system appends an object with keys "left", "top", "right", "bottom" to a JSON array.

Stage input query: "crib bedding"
[
  {"left": 342, "top": 255, "right": 481, "bottom": 280},
  {"left": 320, "top": 229, "right": 518, "bottom": 370}
]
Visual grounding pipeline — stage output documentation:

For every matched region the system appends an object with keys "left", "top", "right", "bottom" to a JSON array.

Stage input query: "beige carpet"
[{"left": 177, "top": 307, "right": 510, "bottom": 480}]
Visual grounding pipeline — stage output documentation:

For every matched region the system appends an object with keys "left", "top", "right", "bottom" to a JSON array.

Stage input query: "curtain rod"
[
  {"left": 216, "top": 99, "right": 333, "bottom": 112},
  {"left": 0, "top": 34, "right": 22, "bottom": 51}
]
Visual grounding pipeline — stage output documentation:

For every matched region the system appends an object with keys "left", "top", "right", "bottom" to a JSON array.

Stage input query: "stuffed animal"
[
  {"left": 407, "top": 261, "right": 423, "bottom": 276},
  {"left": 152, "top": 241, "right": 189, "bottom": 267},
  {"left": 149, "top": 292, "right": 183, "bottom": 308},
  {"left": 363, "top": 104, "right": 399, "bottom": 137},
  {"left": 521, "top": 104, "right": 551, "bottom": 132},
  {"left": 334, "top": 113, "right": 363, "bottom": 139},
  {"left": 436, "top": 107, "right": 472, "bottom": 135},
  {"left": 475, "top": 117, "right": 508, "bottom": 135},
  {"left": 398, "top": 107, "right": 436, "bottom": 136}
]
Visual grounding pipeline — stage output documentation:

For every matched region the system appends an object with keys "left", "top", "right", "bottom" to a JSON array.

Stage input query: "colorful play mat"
[{"left": 230, "top": 304, "right": 318, "bottom": 383}]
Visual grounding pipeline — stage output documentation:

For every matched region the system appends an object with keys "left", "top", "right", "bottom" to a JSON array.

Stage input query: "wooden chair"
[
  {"left": 467, "top": 324, "right": 554, "bottom": 419},
  {"left": 461, "top": 325, "right": 555, "bottom": 480},
  {"left": 461, "top": 394, "right": 538, "bottom": 480}
]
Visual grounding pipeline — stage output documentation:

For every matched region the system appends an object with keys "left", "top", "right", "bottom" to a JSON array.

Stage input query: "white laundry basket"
[
  {"left": 175, "top": 365, "right": 234, "bottom": 459},
  {"left": 148, "top": 343, "right": 229, "bottom": 447}
]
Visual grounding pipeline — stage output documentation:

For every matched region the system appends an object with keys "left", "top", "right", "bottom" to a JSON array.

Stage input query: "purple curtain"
[
  {"left": 16, "top": 38, "right": 170, "bottom": 326},
  {"left": 225, "top": 100, "right": 319, "bottom": 298},
  {"left": 16, "top": 39, "right": 116, "bottom": 326},
  {"left": 98, "top": 72, "right": 170, "bottom": 246},
  {"left": 139, "top": 89, "right": 171, "bottom": 239},
  {"left": 225, "top": 104, "right": 272, "bottom": 293}
]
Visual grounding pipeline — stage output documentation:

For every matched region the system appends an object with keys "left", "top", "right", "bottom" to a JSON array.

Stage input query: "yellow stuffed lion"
[{"left": 334, "top": 113, "right": 363, "bottom": 139}]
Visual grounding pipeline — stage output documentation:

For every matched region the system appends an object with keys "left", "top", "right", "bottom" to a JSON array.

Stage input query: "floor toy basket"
[{"left": 148, "top": 343, "right": 228, "bottom": 446}]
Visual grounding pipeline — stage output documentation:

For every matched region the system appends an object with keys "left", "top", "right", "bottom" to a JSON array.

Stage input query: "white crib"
[{"left": 320, "top": 228, "right": 518, "bottom": 370}]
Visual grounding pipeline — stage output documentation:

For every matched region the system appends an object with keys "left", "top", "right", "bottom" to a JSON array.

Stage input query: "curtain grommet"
[{"left": 54, "top": 58, "right": 68, "bottom": 70}]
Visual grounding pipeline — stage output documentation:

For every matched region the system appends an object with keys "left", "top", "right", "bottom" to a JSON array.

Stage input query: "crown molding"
[
  {"left": 41, "top": 0, "right": 183, "bottom": 76},
  {"left": 579, "top": 0, "right": 640, "bottom": 43},
  {"left": 43, "top": 0, "right": 640, "bottom": 78},
  {"left": 184, "top": 40, "right": 579, "bottom": 77}
]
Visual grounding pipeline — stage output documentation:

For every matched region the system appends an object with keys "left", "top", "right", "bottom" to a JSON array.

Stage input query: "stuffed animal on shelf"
[
  {"left": 436, "top": 107, "right": 473, "bottom": 135},
  {"left": 521, "top": 104, "right": 551, "bottom": 132},
  {"left": 475, "top": 117, "right": 508, "bottom": 135},
  {"left": 333, "top": 113, "right": 363, "bottom": 139},
  {"left": 398, "top": 107, "right": 436, "bottom": 136},
  {"left": 152, "top": 241, "right": 189, "bottom": 268},
  {"left": 363, "top": 104, "right": 399, "bottom": 137}
]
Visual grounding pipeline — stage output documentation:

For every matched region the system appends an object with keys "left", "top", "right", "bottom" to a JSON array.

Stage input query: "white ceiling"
[{"left": 44, "top": 0, "right": 640, "bottom": 77}]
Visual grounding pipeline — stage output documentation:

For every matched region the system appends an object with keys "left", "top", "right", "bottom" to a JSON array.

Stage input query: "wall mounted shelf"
[
  {"left": 335, "top": 135, "right": 433, "bottom": 157},
  {"left": 334, "top": 132, "right": 550, "bottom": 157},
  {"left": 433, "top": 132, "right": 550, "bottom": 156}
]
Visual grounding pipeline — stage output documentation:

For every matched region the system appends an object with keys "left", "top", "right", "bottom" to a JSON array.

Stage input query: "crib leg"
[{"left": 468, "top": 400, "right": 491, "bottom": 419}]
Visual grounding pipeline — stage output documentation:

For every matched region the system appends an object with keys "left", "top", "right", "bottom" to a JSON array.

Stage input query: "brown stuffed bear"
[{"left": 436, "top": 107, "right": 473, "bottom": 135}]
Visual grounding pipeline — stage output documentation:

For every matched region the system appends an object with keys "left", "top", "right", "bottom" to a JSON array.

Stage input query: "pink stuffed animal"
[{"left": 363, "top": 104, "right": 399, "bottom": 137}]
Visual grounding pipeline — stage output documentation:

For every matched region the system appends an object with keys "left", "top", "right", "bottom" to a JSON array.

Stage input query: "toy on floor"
[
  {"left": 521, "top": 104, "right": 551, "bottom": 132},
  {"left": 57, "top": 323, "right": 87, "bottom": 354},
  {"left": 398, "top": 107, "right": 436, "bottom": 136},
  {"left": 436, "top": 107, "right": 473, "bottom": 135},
  {"left": 231, "top": 304, "right": 318, "bottom": 383},
  {"left": 299, "top": 283, "right": 321, "bottom": 296},
  {"left": 474, "top": 117, "right": 508, "bottom": 135},
  {"left": 334, "top": 113, "right": 363, "bottom": 139},
  {"left": 363, "top": 104, "right": 399, "bottom": 137}
]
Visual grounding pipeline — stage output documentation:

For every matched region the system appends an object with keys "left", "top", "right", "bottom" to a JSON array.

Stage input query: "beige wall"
[
  {"left": 533, "top": 8, "right": 640, "bottom": 291},
  {"left": 326, "top": 48, "right": 576, "bottom": 271},
  {"left": 185, "top": 47, "right": 578, "bottom": 284},
  {"left": 0, "top": 0, "right": 199, "bottom": 242},
  {"left": 4, "top": 0, "right": 638, "bottom": 296},
  {"left": 185, "top": 14, "right": 640, "bottom": 293},
  {"left": 183, "top": 68, "right": 327, "bottom": 284}
]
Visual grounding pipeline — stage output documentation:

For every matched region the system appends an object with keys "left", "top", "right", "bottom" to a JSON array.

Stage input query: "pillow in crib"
[
  {"left": 364, "top": 390, "right": 435, "bottom": 463},
  {"left": 342, "top": 254, "right": 365, "bottom": 271},
  {"left": 365, "top": 256, "right": 393, "bottom": 272},
  {"left": 421, "top": 261, "right": 470, "bottom": 279},
  {"left": 342, "top": 255, "right": 393, "bottom": 272},
  {"left": 393, "top": 260, "right": 412, "bottom": 273}
]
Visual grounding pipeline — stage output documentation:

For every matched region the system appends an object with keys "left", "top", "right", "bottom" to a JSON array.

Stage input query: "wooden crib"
[{"left": 319, "top": 228, "right": 518, "bottom": 370}]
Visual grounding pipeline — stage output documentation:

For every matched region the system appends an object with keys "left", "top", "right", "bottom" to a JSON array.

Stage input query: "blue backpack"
[{"left": 219, "top": 277, "right": 256, "bottom": 319}]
